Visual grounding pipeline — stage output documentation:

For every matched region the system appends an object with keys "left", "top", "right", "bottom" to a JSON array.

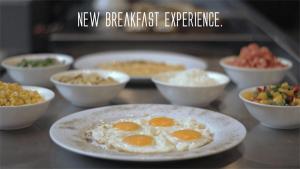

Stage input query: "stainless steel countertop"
[{"left": 0, "top": 67, "right": 299, "bottom": 169}]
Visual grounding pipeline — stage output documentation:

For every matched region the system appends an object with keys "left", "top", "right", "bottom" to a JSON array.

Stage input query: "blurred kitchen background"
[{"left": 0, "top": 0, "right": 299, "bottom": 60}]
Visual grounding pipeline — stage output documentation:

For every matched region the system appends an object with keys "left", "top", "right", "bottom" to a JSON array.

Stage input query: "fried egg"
[
  {"left": 160, "top": 118, "right": 212, "bottom": 151},
  {"left": 108, "top": 133, "right": 174, "bottom": 153},
  {"left": 146, "top": 116, "right": 205, "bottom": 135},
  {"left": 164, "top": 128, "right": 212, "bottom": 151},
  {"left": 144, "top": 116, "right": 180, "bottom": 135},
  {"left": 89, "top": 119, "right": 143, "bottom": 145}
]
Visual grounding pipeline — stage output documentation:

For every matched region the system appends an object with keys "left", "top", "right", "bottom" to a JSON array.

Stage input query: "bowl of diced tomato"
[
  {"left": 239, "top": 82, "right": 300, "bottom": 129},
  {"left": 220, "top": 43, "right": 292, "bottom": 88}
]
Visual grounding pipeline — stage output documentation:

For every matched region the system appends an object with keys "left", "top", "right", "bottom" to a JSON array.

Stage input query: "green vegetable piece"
[{"left": 266, "top": 91, "right": 273, "bottom": 99}]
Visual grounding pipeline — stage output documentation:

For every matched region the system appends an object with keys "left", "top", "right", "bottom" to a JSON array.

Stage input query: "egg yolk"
[
  {"left": 149, "top": 117, "right": 175, "bottom": 127},
  {"left": 123, "top": 135, "right": 154, "bottom": 147},
  {"left": 113, "top": 122, "right": 140, "bottom": 131},
  {"left": 172, "top": 129, "right": 201, "bottom": 141}
]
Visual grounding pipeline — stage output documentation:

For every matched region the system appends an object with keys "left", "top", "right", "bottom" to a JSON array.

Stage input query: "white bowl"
[
  {"left": 239, "top": 87, "right": 300, "bottom": 129},
  {"left": 0, "top": 86, "right": 55, "bottom": 130},
  {"left": 51, "top": 69, "right": 130, "bottom": 107},
  {"left": 1, "top": 53, "right": 74, "bottom": 87},
  {"left": 220, "top": 56, "right": 292, "bottom": 89},
  {"left": 152, "top": 71, "right": 230, "bottom": 106}
]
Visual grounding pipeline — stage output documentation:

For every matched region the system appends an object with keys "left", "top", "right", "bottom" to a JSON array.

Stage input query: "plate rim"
[{"left": 49, "top": 104, "right": 247, "bottom": 162}]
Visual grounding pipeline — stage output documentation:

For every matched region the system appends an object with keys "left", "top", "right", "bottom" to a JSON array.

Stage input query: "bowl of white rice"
[{"left": 152, "top": 69, "right": 230, "bottom": 106}]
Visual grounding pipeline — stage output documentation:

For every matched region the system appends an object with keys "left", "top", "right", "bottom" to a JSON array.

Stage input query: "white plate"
[
  {"left": 50, "top": 104, "right": 246, "bottom": 162},
  {"left": 74, "top": 50, "right": 207, "bottom": 81}
]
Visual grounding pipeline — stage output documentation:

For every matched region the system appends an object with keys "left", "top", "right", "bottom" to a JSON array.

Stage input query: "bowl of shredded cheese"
[
  {"left": 152, "top": 69, "right": 230, "bottom": 106},
  {"left": 0, "top": 81, "right": 54, "bottom": 130}
]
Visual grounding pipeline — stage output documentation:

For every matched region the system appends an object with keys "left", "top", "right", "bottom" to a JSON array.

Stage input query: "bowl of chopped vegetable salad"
[{"left": 239, "top": 82, "right": 300, "bottom": 129}]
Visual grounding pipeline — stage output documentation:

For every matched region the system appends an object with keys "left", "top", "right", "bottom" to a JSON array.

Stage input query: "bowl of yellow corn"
[
  {"left": 239, "top": 82, "right": 300, "bottom": 129},
  {"left": 0, "top": 81, "right": 54, "bottom": 130}
]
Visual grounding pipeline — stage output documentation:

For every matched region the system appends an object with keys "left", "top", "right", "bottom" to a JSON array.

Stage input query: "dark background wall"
[
  {"left": 247, "top": 0, "right": 299, "bottom": 44},
  {"left": 0, "top": 0, "right": 299, "bottom": 55}
]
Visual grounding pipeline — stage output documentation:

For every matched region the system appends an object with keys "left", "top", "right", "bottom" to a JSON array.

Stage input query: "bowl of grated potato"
[{"left": 51, "top": 69, "right": 129, "bottom": 107}]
